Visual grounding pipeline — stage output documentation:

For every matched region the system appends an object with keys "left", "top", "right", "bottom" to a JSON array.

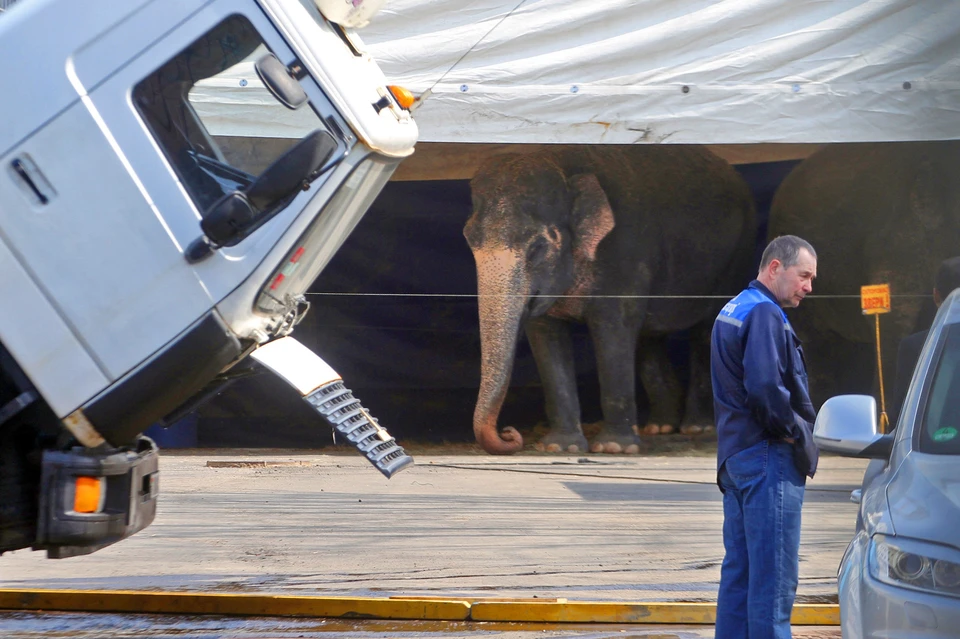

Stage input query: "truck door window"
[{"left": 133, "top": 14, "right": 331, "bottom": 214}]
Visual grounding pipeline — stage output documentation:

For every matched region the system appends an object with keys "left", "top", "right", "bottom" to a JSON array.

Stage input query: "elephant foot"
[
  {"left": 589, "top": 441, "right": 640, "bottom": 454},
  {"left": 534, "top": 430, "right": 588, "bottom": 454},
  {"left": 589, "top": 427, "right": 640, "bottom": 454},
  {"left": 639, "top": 423, "right": 675, "bottom": 435},
  {"left": 679, "top": 424, "right": 714, "bottom": 435}
]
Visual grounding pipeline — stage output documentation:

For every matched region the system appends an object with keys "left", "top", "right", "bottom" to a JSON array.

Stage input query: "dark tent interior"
[{"left": 151, "top": 159, "right": 801, "bottom": 448}]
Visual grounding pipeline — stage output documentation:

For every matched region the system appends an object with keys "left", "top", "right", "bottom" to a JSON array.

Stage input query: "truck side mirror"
[
  {"left": 185, "top": 129, "right": 341, "bottom": 262},
  {"left": 255, "top": 53, "right": 307, "bottom": 110},
  {"left": 244, "top": 129, "right": 339, "bottom": 210},
  {"left": 199, "top": 192, "right": 259, "bottom": 248}
]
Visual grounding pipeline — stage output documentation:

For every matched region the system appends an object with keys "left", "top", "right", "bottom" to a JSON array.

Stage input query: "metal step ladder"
[
  {"left": 251, "top": 336, "right": 413, "bottom": 478},
  {"left": 305, "top": 381, "right": 413, "bottom": 478}
]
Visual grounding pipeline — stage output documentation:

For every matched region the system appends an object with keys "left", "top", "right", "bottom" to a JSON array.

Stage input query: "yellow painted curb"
[
  {"left": 472, "top": 601, "right": 717, "bottom": 624},
  {"left": 471, "top": 601, "right": 840, "bottom": 625},
  {"left": 0, "top": 590, "right": 471, "bottom": 621},
  {"left": 0, "top": 590, "right": 840, "bottom": 625}
]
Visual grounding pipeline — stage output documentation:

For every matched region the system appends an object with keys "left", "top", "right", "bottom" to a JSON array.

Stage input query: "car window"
[
  {"left": 919, "top": 322, "right": 960, "bottom": 454},
  {"left": 133, "top": 14, "right": 330, "bottom": 214}
]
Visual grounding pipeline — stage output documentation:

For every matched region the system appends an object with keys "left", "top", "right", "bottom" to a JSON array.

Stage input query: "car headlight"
[{"left": 869, "top": 534, "right": 960, "bottom": 597}]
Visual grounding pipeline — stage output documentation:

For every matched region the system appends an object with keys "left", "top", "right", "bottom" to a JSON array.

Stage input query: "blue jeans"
[{"left": 716, "top": 439, "right": 806, "bottom": 639}]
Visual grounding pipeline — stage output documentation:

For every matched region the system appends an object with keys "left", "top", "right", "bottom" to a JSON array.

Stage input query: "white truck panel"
[
  {"left": 0, "top": 239, "right": 108, "bottom": 416},
  {"left": 0, "top": 0, "right": 159, "bottom": 156},
  {"left": 0, "top": 101, "right": 213, "bottom": 381},
  {"left": 67, "top": 0, "right": 206, "bottom": 96}
]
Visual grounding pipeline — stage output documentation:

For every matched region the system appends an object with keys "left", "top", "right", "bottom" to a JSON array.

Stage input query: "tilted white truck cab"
[{"left": 0, "top": 0, "right": 417, "bottom": 557}]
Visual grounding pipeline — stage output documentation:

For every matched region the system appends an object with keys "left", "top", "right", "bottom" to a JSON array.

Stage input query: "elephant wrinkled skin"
[
  {"left": 767, "top": 140, "right": 960, "bottom": 408},
  {"left": 464, "top": 146, "right": 756, "bottom": 454}
]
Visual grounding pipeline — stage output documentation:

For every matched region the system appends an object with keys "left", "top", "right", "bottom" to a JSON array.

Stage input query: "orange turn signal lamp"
[
  {"left": 74, "top": 476, "right": 104, "bottom": 513},
  {"left": 387, "top": 85, "right": 416, "bottom": 110}
]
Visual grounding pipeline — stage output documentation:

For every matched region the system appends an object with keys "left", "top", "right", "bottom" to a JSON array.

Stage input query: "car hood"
[{"left": 886, "top": 452, "right": 960, "bottom": 546}]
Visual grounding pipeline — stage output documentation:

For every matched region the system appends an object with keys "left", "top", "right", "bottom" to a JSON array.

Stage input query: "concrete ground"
[
  {"left": 0, "top": 450, "right": 865, "bottom": 637},
  {"left": 0, "top": 613, "right": 844, "bottom": 638}
]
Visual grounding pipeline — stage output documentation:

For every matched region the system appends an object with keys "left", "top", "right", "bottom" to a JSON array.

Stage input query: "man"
[
  {"left": 889, "top": 256, "right": 960, "bottom": 426},
  {"left": 710, "top": 235, "right": 819, "bottom": 639}
]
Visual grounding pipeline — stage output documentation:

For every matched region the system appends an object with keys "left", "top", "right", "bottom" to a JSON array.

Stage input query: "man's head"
[
  {"left": 934, "top": 256, "right": 960, "bottom": 306},
  {"left": 757, "top": 235, "right": 818, "bottom": 308}
]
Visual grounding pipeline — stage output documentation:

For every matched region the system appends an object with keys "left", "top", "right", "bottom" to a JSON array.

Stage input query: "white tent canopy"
[
  {"left": 362, "top": 0, "right": 960, "bottom": 145},
  {"left": 194, "top": 0, "right": 960, "bottom": 146}
]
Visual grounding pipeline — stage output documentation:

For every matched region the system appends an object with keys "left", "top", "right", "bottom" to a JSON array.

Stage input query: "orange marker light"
[
  {"left": 387, "top": 85, "right": 415, "bottom": 110},
  {"left": 74, "top": 476, "right": 103, "bottom": 513}
]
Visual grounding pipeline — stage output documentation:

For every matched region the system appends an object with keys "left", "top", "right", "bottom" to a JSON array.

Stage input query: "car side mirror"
[
  {"left": 813, "top": 395, "right": 894, "bottom": 459},
  {"left": 255, "top": 53, "right": 307, "bottom": 110}
]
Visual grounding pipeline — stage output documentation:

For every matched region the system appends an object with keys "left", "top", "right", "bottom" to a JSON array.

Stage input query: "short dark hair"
[
  {"left": 935, "top": 256, "right": 960, "bottom": 298},
  {"left": 759, "top": 235, "right": 817, "bottom": 271}
]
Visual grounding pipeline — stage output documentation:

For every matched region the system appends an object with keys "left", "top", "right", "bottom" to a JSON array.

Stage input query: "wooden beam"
[{"left": 391, "top": 143, "right": 824, "bottom": 181}]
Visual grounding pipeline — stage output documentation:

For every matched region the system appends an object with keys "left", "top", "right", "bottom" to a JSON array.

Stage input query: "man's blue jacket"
[{"left": 710, "top": 280, "right": 819, "bottom": 483}]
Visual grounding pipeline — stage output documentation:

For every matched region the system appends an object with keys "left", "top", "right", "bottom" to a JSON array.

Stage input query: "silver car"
[{"left": 814, "top": 288, "right": 960, "bottom": 639}]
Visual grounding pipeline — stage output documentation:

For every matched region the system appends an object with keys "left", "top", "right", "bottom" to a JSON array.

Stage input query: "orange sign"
[{"left": 861, "top": 284, "right": 891, "bottom": 315}]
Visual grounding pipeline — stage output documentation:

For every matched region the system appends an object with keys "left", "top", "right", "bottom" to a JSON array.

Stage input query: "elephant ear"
[{"left": 570, "top": 173, "right": 615, "bottom": 262}]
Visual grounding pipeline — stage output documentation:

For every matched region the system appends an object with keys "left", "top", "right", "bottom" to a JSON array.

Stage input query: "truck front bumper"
[{"left": 35, "top": 437, "right": 158, "bottom": 559}]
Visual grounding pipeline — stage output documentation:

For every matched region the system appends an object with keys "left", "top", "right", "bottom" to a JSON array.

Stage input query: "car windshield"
[{"left": 919, "top": 322, "right": 960, "bottom": 455}]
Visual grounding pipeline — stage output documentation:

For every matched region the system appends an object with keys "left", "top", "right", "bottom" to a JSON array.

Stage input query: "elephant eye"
[{"left": 527, "top": 236, "right": 550, "bottom": 265}]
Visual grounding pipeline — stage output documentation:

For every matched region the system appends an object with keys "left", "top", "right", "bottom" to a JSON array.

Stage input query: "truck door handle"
[{"left": 11, "top": 157, "right": 53, "bottom": 205}]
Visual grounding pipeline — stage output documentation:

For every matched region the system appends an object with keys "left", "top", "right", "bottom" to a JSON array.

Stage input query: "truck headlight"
[{"left": 869, "top": 534, "right": 960, "bottom": 597}]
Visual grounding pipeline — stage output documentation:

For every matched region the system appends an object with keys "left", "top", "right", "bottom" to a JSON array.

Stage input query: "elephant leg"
[
  {"left": 525, "top": 316, "right": 589, "bottom": 453},
  {"left": 679, "top": 324, "right": 714, "bottom": 435},
  {"left": 637, "top": 336, "right": 683, "bottom": 435},
  {"left": 588, "top": 311, "right": 642, "bottom": 454}
]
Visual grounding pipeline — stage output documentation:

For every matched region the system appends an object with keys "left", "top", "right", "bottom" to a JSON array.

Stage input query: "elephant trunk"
[{"left": 473, "top": 248, "right": 529, "bottom": 454}]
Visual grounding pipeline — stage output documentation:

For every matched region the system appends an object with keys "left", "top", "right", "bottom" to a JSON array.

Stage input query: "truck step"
[{"left": 305, "top": 381, "right": 413, "bottom": 478}]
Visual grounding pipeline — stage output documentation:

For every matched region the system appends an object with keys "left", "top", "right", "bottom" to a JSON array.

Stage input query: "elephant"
[
  {"left": 463, "top": 146, "right": 757, "bottom": 455},
  {"left": 766, "top": 140, "right": 960, "bottom": 409}
]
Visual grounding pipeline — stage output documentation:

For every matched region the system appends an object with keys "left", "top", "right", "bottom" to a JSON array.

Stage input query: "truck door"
[
  {"left": 2, "top": 0, "right": 347, "bottom": 397},
  {"left": 87, "top": 0, "right": 351, "bottom": 322}
]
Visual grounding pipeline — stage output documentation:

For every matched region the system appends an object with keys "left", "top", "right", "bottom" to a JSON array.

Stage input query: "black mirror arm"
[
  {"left": 306, "top": 147, "right": 348, "bottom": 184},
  {"left": 856, "top": 433, "right": 896, "bottom": 459},
  {"left": 185, "top": 236, "right": 217, "bottom": 264}
]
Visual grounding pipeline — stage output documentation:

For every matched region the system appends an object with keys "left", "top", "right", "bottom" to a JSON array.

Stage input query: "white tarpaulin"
[{"left": 198, "top": 0, "right": 960, "bottom": 145}]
